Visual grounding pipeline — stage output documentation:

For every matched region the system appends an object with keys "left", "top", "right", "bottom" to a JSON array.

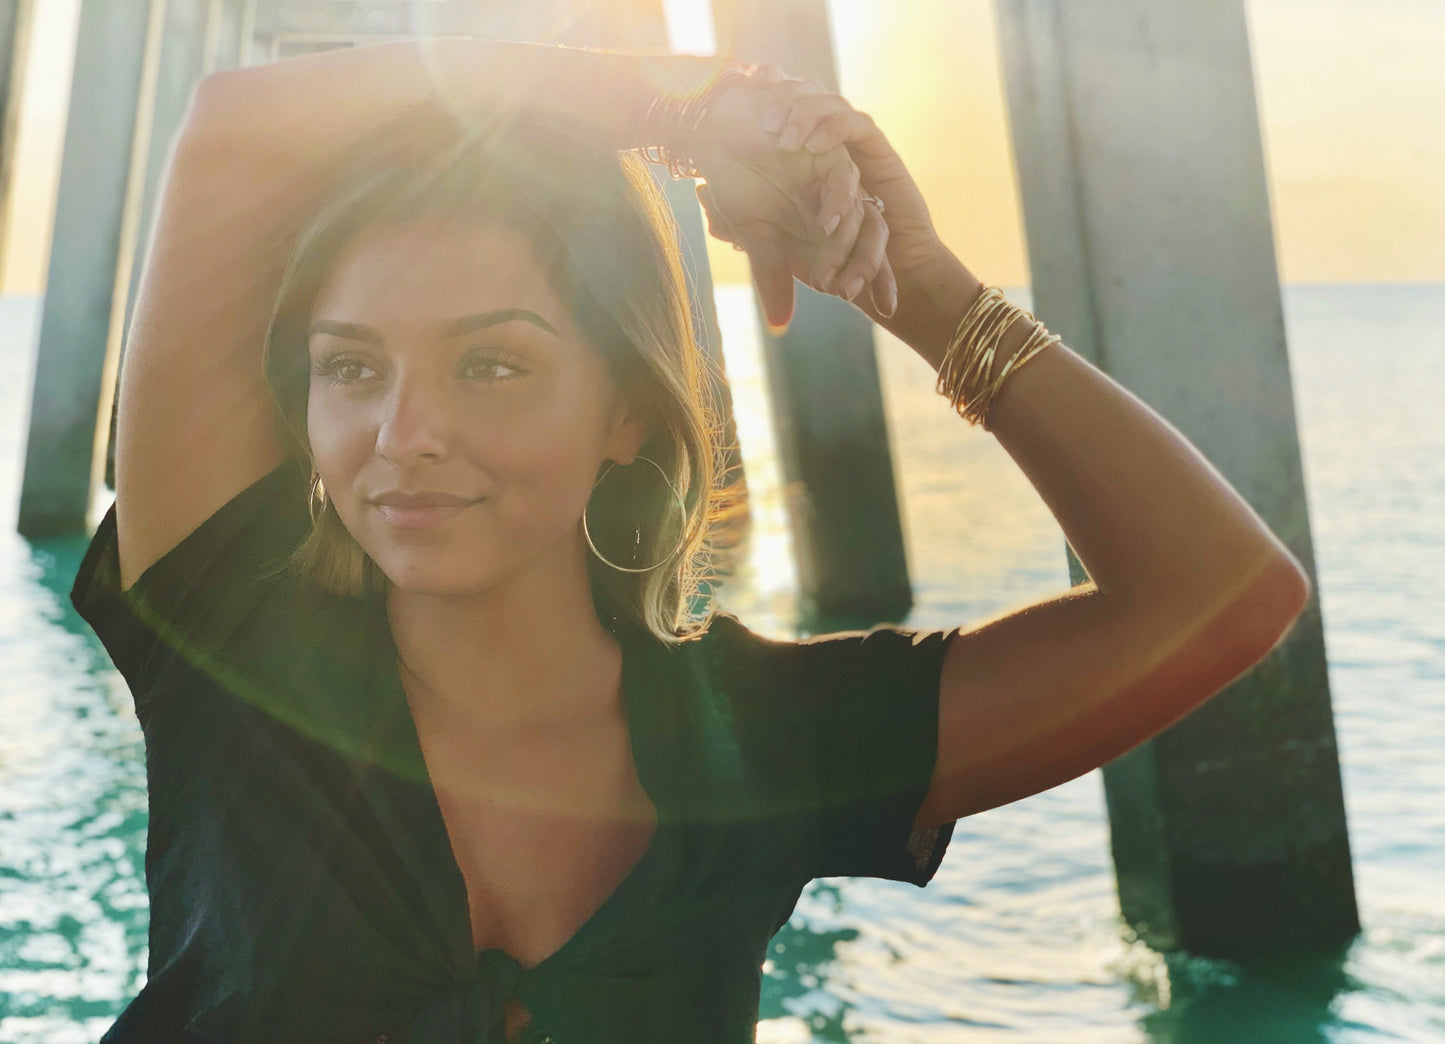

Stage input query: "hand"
[
  {"left": 684, "top": 72, "right": 896, "bottom": 328},
  {"left": 758, "top": 83, "right": 953, "bottom": 327}
]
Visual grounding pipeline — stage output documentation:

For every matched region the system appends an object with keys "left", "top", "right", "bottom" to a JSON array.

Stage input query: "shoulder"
[
  {"left": 691, "top": 610, "right": 949, "bottom": 705},
  {"left": 642, "top": 613, "right": 952, "bottom": 864},
  {"left": 74, "top": 457, "right": 383, "bottom": 727},
  {"left": 673, "top": 609, "right": 949, "bottom": 774}
]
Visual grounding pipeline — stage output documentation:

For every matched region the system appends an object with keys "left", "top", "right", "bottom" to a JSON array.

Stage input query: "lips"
[
  {"left": 370, "top": 490, "right": 480, "bottom": 509},
  {"left": 367, "top": 490, "right": 484, "bottom": 528}
]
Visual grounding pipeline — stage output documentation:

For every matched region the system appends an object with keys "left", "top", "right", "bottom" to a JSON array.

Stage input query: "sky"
[{"left": 1, "top": 0, "right": 1441, "bottom": 295}]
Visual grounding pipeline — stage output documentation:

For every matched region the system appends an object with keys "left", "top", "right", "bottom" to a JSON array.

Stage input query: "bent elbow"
[
  {"left": 1222, "top": 552, "right": 1314, "bottom": 669},
  {"left": 1273, "top": 552, "right": 1313, "bottom": 629}
]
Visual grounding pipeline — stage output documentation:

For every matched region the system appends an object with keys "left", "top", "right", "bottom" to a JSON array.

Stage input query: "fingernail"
[
  {"left": 884, "top": 287, "right": 898, "bottom": 317},
  {"left": 804, "top": 129, "right": 828, "bottom": 153},
  {"left": 844, "top": 275, "right": 865, "bottom": 301},
  {"left": 779, "top": 125, "right": 801, "bottom": 150},
  {"left": 819, "top": 266, "right": 838, "bottom": 291},
  {"left": 762, "top": 106, "right": 783, "bottom": 133},
  {"left": 821, "top": 211, "right": 840, "bottom": 237}
]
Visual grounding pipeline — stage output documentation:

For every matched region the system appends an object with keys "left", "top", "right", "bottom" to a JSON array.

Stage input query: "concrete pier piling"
[
  {"left": 0, "top": 0, "right": 34, "bottom": 282},
  {"left": 18, "top": 0, "right": 159, "bottom": 537},
  {"left": 712, "top": 0, "right": 913, "bottom": 625},
  {"left": 995, "top": 0, "right": 1358, "bottom": 956}
]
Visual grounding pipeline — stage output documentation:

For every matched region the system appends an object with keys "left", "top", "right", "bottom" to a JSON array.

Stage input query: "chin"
[
  {"left": 371, "top": 549, "right": 496, "bottom": 598},
  {"left": 388, "top": 569, "right": 492, "bottom": 599}
]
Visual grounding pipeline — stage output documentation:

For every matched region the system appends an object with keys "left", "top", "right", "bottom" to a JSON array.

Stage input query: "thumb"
[{"left": 696, "top": 183, "right": 741, "bottom": 247}]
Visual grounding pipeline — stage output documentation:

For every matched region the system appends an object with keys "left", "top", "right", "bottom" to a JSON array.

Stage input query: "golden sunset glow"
[
  {"left": 707, "top": 0, "right": 1445, "bottom": 288},
  {"left": 3, "top": 1, "right": 1441, "bottom": 294}
]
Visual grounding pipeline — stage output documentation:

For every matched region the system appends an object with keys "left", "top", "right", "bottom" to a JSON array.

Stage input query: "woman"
[{"left": 72, "top": 38, "right": 1311, "bottom": 1044}]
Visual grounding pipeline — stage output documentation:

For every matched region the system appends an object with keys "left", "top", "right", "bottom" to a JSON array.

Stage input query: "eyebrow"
[{"left": 308, "top": 308, "right": 558, "bottom": 343}]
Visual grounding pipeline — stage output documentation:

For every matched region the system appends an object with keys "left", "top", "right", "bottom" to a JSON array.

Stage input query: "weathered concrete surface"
[
  {"left": 19, "top": 0, "right": 157, "bottom": 536},
  {"left": 712, "top": 0, "right": 912, "bottom": 625},
  {"left": 996, "top": 0, "right": 1357, "bottom": 956},
  {"left": 0, "top": 0, "right": 35, "bottom": 283}
]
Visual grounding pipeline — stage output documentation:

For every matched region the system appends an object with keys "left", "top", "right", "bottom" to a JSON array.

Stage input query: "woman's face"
[{"left": 306, "top": 218, "right": 645, "bottom": 596}]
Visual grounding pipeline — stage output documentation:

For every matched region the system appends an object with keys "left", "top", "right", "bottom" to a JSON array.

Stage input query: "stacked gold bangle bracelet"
[
  {"left": 936, "top": 285, "right": 1062, "bottom": 431},
  {"left": 638, "top": 60, "right": 758, "bottom": 179}
]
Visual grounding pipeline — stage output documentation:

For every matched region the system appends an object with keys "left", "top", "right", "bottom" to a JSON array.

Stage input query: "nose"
[{"left": 375, "top": 370, "right": 449, "bottom": 465}]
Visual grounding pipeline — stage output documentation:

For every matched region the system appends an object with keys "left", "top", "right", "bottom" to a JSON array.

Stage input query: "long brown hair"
[{"left": 262, "top": 108, "right": 731, "bottom": 641}]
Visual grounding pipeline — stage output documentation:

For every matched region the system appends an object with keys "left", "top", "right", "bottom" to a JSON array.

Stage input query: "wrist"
[
  {"left": 627, "top": 53, "right": 714, "bottom": 148},
  {"left": 635, "top": 58, "right": 761, "bottom": 175},
  {"left": 878, "top": 250, "right": 983, "bottom": 369}
]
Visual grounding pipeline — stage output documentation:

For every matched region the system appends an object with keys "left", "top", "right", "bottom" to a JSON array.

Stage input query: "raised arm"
[
  {"left": 115, "top": 41, "right": 871, "bottom": 588},
  {"left": 742, "top": 86, "right": 1311, "bottom": 827}
]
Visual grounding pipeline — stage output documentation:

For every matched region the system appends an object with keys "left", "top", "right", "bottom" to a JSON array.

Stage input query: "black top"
[{"left": 72, "top": 460, "right": 956, "bottom": 1044}]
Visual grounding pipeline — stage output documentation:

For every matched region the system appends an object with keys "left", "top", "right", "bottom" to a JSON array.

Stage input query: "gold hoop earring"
[
  {"left": 582, "top": 455, "right": 688, "bottom": 574},
  {"left": 308, "top": 469, "right": 328, "bottom": 525}
]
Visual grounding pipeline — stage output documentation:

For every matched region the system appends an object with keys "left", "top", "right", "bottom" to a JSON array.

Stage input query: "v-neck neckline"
[{"left": 371, "top": 600, "right": 674, "bottom": 974}]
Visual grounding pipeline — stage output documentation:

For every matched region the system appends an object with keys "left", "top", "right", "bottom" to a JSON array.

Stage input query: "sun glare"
[{"left": 662, "top": 0, "right": 717, "bottom": 56}]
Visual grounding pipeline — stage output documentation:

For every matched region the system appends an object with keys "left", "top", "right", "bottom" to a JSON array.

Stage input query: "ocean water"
[{"left": 0, "top": 284, "right": 1441, "bottom": 1042}]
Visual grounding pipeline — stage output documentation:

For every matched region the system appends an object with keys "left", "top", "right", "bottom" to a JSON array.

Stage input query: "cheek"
[
  {"left": 486, "top": 406, "right": 610, "bottom": 521},
  {"left": 306, "top": 387, "right": 371, "bottom": 482}
]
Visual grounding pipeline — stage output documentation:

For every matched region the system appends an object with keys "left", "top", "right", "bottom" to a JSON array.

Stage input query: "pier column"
[
  {"left": 995, "top": 0, "right": 1357, "bottom": 956},
  {"left": 712, "top": 0, "right": 912, "bottom": 624},
  {"left": 18, "top": 0, "right": 159, "bottom": 536},
  {"left": 0, "top": 0, "right": 34, "bottom": 282}
]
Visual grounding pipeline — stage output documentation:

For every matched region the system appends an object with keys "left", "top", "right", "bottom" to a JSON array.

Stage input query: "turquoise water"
[{"left": 1, "top": 285, "right": 1442, "bottom": 1041}]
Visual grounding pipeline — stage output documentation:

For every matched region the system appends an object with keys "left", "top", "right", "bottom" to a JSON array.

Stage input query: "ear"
[{"left": 604, "top": 392, "right": 649, "bottom": 465}]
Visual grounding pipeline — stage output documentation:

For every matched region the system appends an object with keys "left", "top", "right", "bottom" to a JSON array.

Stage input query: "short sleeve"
[
  {"left": 708, "top": 614, "right": 957, "bottom": 887},
  {"left": 70, "top": 460, "right": 310, "bottom": 716}
]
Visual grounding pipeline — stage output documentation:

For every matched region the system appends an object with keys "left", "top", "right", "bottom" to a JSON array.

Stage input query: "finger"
[
  {"left": 810, "top": 144, "right": 861, "bottom": 238},
  {"left": 760, "top": 77, "right": 827, "bottom": 135},
  {"left": 870, "top": 254, "right": 898, "bottom": 319},
  {"left": 833, "top": 200, "right": 889, "bottom": 305},
  {"left": 811, "top": 189, "right": 866, "bottom": 293},
  {"left": 696, "top": 183, "right": 742, "bottom": 247},
  {"left": 748, "top": 62, "right": 787, "bottom": 86},
  {"left": 775, "top": 91, "right": 853, "bottom": 152},
  {"left": 801, "top": 109, "right": 877, "bottom": 156},
  {"left": 746, "top": 228, "right": 796, "bottom": 331}
]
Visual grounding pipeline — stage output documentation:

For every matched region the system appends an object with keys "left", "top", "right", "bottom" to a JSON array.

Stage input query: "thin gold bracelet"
[
  {"left": 937, "top": 286, "right": 1062, "bottom": 430},
  {"left": 638, "top": 60, "right": 756, "bottom": 179}
]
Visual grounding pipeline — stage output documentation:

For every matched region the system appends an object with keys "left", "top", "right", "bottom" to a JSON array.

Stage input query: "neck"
[{"left": 386, "top": 531, "right": 622, "bottom": 731}]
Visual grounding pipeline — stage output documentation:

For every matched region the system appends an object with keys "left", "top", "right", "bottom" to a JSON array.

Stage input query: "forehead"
[{"left": 310, "top": 218, "right": 569, "bottom": 329}]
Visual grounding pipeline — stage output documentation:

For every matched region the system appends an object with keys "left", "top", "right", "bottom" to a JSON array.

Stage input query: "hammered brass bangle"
[
  {"left": 974, "top": 323, "right": 1061, "bottom": 431},
  {"left": 936, "top": 287, "right": 1012, "bottom": 412},
  {"left": 937, "top": 285, "right": 1062, "bottom": 430}
]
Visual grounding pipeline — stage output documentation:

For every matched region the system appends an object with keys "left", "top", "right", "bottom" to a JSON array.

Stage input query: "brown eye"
[
  {"left": 459, "top": 350, "right": 526, "bottom": 383},
  {"left": 313, "top": 355, "right": 377, "bottom": 384}
]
